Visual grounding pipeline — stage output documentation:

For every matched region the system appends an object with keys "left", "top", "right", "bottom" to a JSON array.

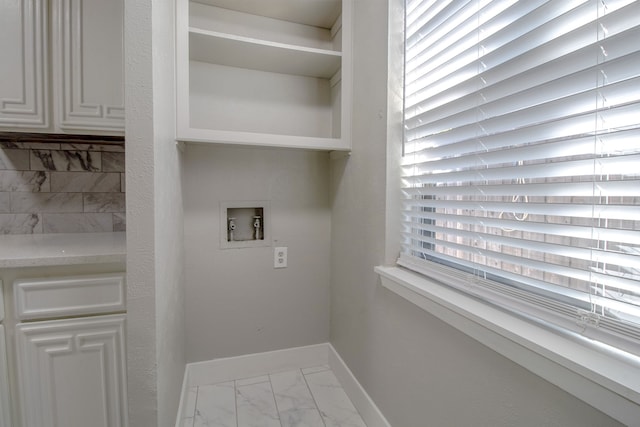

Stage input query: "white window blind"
[{"left": 401, "top": 0, "right": 640, "bottom": 353}]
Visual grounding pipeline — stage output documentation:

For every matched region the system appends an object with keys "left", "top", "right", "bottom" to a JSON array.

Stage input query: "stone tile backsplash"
[{"left": 0, "top": 137, "right": 125, "bottom": 234}]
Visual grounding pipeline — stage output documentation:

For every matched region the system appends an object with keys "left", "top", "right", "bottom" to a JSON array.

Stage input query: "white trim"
[
  {"left": 0, "top": 326, "right": 12, "bottom": 427},
  {"left": 174, "top": 365, "right": 191, "bottom": 427},
  {"left": 375, "top": 265, "right": 640, "bottom": 427},
  {"left": 328, "top": 344, "right": 392, "bottom": 427},
  {"left": 175, "top": 343, "right": 392, "bottom": 427},
  {"left": 185, "top": 343, "right": 329, "bottom": 387},
  {"left": 14, "top": 273, "right": 126, "bottom": 321},
  {"left": 15, "top": 314, "right": 128, "bottom": 427},
  {"left": 0, "top": 281, "right": 4, "bottom": 322}
]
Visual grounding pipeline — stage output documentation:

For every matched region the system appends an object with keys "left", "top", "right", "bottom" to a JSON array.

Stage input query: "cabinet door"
[
  {"left": 52, "top": 0, "right": 125, "bottom": 132},
  {"left": 16, "top": 314, "right": 127, "bottom": 427},
  {"left": 0, "top": 0, "right": 49, "bottom": 129},
  {"left": 0, "top": 326, "right": 12, "bottom": 427}
]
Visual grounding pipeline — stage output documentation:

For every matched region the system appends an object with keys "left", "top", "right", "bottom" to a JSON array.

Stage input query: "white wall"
[
  {"left": 183, "top": 145, "right": 330, "bottom": 363},
  {"left": 328, "top": 1, "right": 624, "bottom": 426},
  {"left": 125, "top": 0, "right": 186, "bottom": 425},
  {"left": 124, "top": 0, "right": 157, "bottom": 424},
  {"left": 152, "top": 1, "right": 186, "bottom": 427}
]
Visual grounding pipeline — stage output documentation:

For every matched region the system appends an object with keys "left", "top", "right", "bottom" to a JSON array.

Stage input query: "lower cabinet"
[
  {"left": 15, "top": 314, "right": 127, "bottom": 427},
  {"left": 0, "top": 326, "right": 12, "bottom": 427},
  {"left": 0, "top": 270, "right": 127, "bottom": 427}
]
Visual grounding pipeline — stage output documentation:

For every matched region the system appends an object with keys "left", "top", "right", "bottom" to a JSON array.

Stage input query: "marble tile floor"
[{"left": 182, "top": 365, "right": 368, "bottom": 427}]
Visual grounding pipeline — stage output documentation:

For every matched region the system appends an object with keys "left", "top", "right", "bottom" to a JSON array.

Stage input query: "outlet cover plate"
[{"left": 274, "top": 247, "right": 287, "bottom": 268}]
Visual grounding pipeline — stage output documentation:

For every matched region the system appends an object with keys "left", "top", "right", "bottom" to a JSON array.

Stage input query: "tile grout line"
[
  {"left": 234, "top": 380, "right": 239, "bottom": 427},
  {"left": 301, "top": 369, "right": 328, "bottom": 427},
  {"left": 306, "top": 369, "right": 369, "bottom": 427},
  {"left": 189, "top": 386, "right": 199, "bottom": 427},
  {"left": 266, "top": 373, "right": 285, "bottom": 427}
]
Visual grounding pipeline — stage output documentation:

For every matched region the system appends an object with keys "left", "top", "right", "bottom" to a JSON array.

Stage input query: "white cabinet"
[
  {"left": 51, "top": 0, "right": 125, "bottom": 133},
  {"left": 176, "top": 0, "right": 353, "bottom": 150},
  {"left": 14, "top": 273, "right": 126, "bottom": 321},
  {"left": 0, "top": 0, "right": 49, "bottom": 129},
  {"left": 0, "top": 0, "right": 124, "bottom": 135},
  {"left": 0, "top": 282, "right": 12, "bottom": 427},
  {"left": 15, "top": 315, "right": 127, "bottom": 427},
  {"left": 0, "top": 326, "right": 11, "bottom": 427},
  {"left": 8, "top": 272, "right": 127, "bottom": 427}
]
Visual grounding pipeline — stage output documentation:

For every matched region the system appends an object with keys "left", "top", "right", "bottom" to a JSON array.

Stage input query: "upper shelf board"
[
  {"left": 191, "top": 0, "right": 341, "bottom": 28},
  {"left": 189, "top": 28, "right": 342, "bottom": 78}
]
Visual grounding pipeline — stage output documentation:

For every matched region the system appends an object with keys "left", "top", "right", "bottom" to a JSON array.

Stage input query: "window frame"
[{"left": 377, "top": 0, "right": 640, "bottom": 424}]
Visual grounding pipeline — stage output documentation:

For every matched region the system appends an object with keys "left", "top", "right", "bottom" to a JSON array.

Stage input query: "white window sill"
[{"left": 375, "top": 265, "right": 640, "bottom": 426}]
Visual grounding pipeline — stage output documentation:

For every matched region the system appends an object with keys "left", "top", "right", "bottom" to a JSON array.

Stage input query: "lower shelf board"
[{"left": 176, "top": 128, "right": 350, "bottom": 151}]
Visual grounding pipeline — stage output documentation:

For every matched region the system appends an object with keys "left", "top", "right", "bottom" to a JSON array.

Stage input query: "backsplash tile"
[
  {"left": 0, "top": 171, "right": 49, "bottom": 192},
  {"left": 0, "top": 149, "right": 30, "bottom": 170},
  {"left": 0, "top": 134, "right": 125, "bottom": 234},
  {"left": 0, "top": 213, "right": 43, "bottom": 234},
  {"left": 60, "top": 143, "right": 125, "bottom": 152},
  {"left": 31, "top": 150, "right": 101, "bottom": 172},
  {"left": 102, "top": 152, "right": 125, "bottom": 172},
  {"left": 113, "top": 213, "right": 126, "bottom": 232},
  {"left": 0, "top": 193, "right": 9, "bottom": 213},
  {"left": 50, "top": 172, "right": 121, "bottom": 193},
  {"left": 83, "top": 193, "right": 125, "bottom": 213},
  {"left": 42, "top": 213, "right": 113, "bottom": 233},
  {"left": 11, "top": 193, "right": 83, "bottom": 213}
]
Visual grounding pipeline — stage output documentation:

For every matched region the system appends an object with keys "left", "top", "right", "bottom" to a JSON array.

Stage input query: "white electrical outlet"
[{"left": 274, "top": 247, "right": 287, "bottom": 268}]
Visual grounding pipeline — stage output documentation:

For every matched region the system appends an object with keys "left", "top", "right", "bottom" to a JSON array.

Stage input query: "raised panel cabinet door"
[
  {"left": 0, "top": 0, "right": 49, "bottom": 129},
  {"left": 52, "top": 0, "right": 125, "bottom": 132},
  {"left": 16, "top": 314, "right": 127, "bottom": 427},
  {"left": 0, "top": 326, "right": 12, "bottom": 427},
  {"left": 14, "top": 273, "right": 126, "bottom": 321}
]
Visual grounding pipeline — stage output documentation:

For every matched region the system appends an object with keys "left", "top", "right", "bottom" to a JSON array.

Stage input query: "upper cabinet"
[
  {"left": 51, "top": 0, "right": 125, "bottom": 133},
  {"left": 0, "top": 0, "right": 49, "bottom": 130},
  {"left": 176, "top": 0, "right": 353, "bottom": 151},
  {"left": 0, "top": 0, "right": 124, "bottom": 135}
]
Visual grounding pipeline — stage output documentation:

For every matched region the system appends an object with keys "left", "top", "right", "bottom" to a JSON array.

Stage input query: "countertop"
[{"left": 0, "top": 232, "right": 126, "bottom": 268}]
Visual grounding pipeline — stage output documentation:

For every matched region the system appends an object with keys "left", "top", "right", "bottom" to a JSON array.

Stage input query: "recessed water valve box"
[{"left": 220, "top": 201, "right": 271, "bottom": 249}]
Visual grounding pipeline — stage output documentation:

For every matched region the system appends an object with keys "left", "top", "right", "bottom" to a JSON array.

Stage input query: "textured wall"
[
  {"left": 328, "top": 1, "right": 624, "bottom": 426},
  {"left": 152, "top": 0, "right": 187, "bottom": 425},
  {"left": 125, "top": 0, "right": 186, "bottom": 425},
  {"left": 124, "top": 0, "right": 159, "bottom": 425},
  {"left": 0, "top": 136, "right": 125, "bottom": 234}
]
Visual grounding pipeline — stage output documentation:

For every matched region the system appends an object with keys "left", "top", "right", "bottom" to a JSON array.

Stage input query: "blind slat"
[
  {"left": 406, "top": 128, "right": 640, "bottom": 171},
  {"left": 407, "top": 154, "right": 640, "bottom": 184},
  {"left": 401, "top": 213, "right": 640, "bottom": 245},
  {"left": 398, "top": 254, "right": 640, "bottom": 317},
  {"left": 407, "top": 1, "right": 640, "bottom": 94},
  {"left": 406, "top": 45, "right": 640, "bottom": 126},
  {"left": 405, "top": 103, "right": 640, "bottom": 151},
  {"left": 402, "top": 0, "right": 640, "bottom": 344},
  {"left": 402, "top": 200, "right": 640, "bottom": 221},
  {"left": 404, "top": 236, "right": 640, "bottom": 296},
  {"left": 403, "top": 178, "right": 640, "bottom": 197},
  {"left": 403, "top": 224, "right": 640, "bottom": 271}
]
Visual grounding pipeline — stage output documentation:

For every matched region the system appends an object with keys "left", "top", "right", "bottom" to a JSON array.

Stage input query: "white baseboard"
[
  {"left": 186, "top": 343, "right": 329, "bottom": 387},
  {"left": 175, "top": 342, "right": 391, "bottom": 427},
  {"left": 328, "top": 343, "right": 392, "bottom": 427},
  {"left": 174, "top": 365, "right": 191, "bottom": 427}
]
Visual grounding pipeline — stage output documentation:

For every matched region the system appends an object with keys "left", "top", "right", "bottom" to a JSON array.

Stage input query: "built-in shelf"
[
  {"left": 176, "top": 0, "right": 352, "bottom": 150},
  {"left": 189, "top": 28, "right": 342, "bottom": 78}
]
